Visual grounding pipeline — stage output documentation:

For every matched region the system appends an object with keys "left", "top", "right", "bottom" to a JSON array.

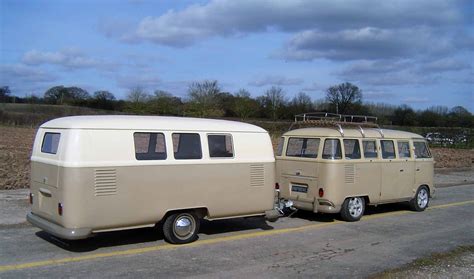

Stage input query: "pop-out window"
[
  {"left": 208, "top": 134, "right": 234, "bottom": 158},
  {"left": 381, "top": 140, "right": 396, "bottom": 159},
  {"left": 362, "top": 140, "right": 378, "bottom": 158},
  {"left": 41, "top": 132, "right": 61, "bottom": 154},
  {"left": 276, "top": 137, "right": 284, "bottom": 156},
  {"left": 173, "top": 133, "right": 202, "bottom": 159},
  {"left": 344, "top": 139, "right": 361, "bottom": 159},
  {"left": 414, "top": 141, "right": 432, "bottom": 158},
  {"left": 322, "top": 139, "right": 342, "bottom": 159},
  {"left": 398, "top": 141, "right": 411, "bottom": 158},
  {"left": 134, "top": 133, "right": 167, "bottom": 160},
  {"left": 286, "top": 137, "right": 320, "bottom": 158}
]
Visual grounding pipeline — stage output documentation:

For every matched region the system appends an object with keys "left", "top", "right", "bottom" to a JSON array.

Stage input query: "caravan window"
[
  {"left": 276, "top": 137, "right": 284, "bottom": 156},
  {"left": 397, "top": 141, "right": 411, "bottom": 158},
  {"left": 208, "top": 134, "right": 234, "bottom": 158},
  {"left": 414, "top": 141, "right": 431, "bottom": 158},
  {"left": 173, "top": 133, "right": 202, "bottom": 159},
  {"left": 344, "top": 139, "right": 361, "bottom": 159},
  {"left": 134, "top": 133, "right": 167, "bottom": 160},
  {"left": 381, "top": 140, "right": 396, "bottom": 159},
  {"left": 41, "top": 133, "right": 61, "bottom": 154},
  {"left": 322, "top": 139, "right": 342, "bottom": 159},
  {"left": 362, "top": 140, "right": 378, "bottom": 158}
]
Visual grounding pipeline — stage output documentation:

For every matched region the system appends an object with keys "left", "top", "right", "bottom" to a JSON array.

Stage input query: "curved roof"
[
  {"left": 40, "top": 115, "right": 267, "bottom": 133},
  {"left": 284, "top": 127, "right": 423, "bottom": 139}
]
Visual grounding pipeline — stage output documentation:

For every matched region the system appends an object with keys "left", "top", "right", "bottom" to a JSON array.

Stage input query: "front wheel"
[
  {"left": 163, "top": 211, "right": 200, "bottom": 244},
  {"left": 409, "top": 186, "right": 430, "bottom": 211},
  {"left": 340, "top": 197, "right": 365, "bottom": 222}
]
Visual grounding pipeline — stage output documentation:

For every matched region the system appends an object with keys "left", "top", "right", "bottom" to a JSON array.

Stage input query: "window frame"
[
  {"left": 397, "top": 140, "right": 412, "bottom": 159},
  {"left": 380, "top": 140, "right": 396, "bottom": 159},
  {"left": 285, "top": 137, "right": 320, "bottom": 159},
  {"left": 343, "top": 139, "right": 362, "bottom": 160},
  {"left": 41, "top": 132, "right": 61, "bottom": 155},
  {"left": 207, "top": 133, "right": 235, "bottom": 159},
  {"left": 133, "top": 132, "right": 167, "bottom": 161},
  {"left": 362, "top": 139, "right": 379, "bottom": 159},
  {"left": 276, "top": 137, "right": 285, "bottom": 157},
  {"left": 413, "top": 141, "right": 432, "bottom": 159},
  {"left": 322, "top": 138, "right": 342, "bottom": 160}
]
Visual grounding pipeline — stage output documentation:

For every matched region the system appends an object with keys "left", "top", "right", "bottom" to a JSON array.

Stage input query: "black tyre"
[
  {"left": 340, "top": 197, "right": 365, "bottom": 222},
  {"left": 163, "top": 211, "right": 200, "bottom": 244},
  {"left": 409, "top": 186, "right": 429, "bottom": 211}
]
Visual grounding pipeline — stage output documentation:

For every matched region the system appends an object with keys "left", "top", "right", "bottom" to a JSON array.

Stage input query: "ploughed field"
[{"left": 0, "top": 125, "right": 473, "bottom": 190}]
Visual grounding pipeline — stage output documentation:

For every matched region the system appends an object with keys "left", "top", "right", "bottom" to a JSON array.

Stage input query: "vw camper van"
[
  {"left": 275, "top": 113, "right": 434, "bottom": 221},
  {"left": 27, "top": 115, "right": 277, "bottom": 244}
]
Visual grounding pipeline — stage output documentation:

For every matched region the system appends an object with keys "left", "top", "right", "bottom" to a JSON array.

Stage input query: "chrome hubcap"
[
  {"left": 173, "top": 214, "right": 195, "bottom": 240},
  {"left": 348, "top": 197, "right": 363, "bottom": 218},
  {"left": 417, "top": 188, "right": 428, "bottom": 208}
]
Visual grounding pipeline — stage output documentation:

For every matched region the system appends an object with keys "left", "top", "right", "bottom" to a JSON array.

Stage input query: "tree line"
[{"left": 0, "top": 82, "right": 472, "bottom": 128}]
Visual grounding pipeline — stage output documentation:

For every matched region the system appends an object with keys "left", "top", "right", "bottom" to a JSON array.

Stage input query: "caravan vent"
[
  {"left": 344, "top": 164, "right": 355, "bottom": 184},
  {"left": 94, "top": 168, "right": 117, "bottom": 196},
  {"left": 250, "top": 164, "right": 265, "bottom": 187}
]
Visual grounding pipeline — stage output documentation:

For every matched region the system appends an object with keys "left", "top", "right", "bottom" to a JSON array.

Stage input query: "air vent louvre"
[
  {"left": 94, "top": 168, "right": 117, "bottom": 196},
  {"left": 250, "top": 164, "right": 265, "bottom": 187},
  {"left": 344, "top": 164, "right": 355, "bottom": 184}
]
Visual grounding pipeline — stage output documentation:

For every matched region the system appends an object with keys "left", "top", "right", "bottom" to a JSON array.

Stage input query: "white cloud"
[
  {"left": 0, "top": 64, "right": 58, "bottom": 83},
  {"left": 22, "top": 49, "right": 100, "bottom": 69},
  {"left": 248, "top": 75, "right": 303, "bottom": 87}
]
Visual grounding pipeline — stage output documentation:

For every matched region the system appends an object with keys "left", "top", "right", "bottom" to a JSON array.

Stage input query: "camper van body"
[
  {"left": 27, "top": 116, "right": 275, "bottom": 243},
  {"left": 275, "top": 127, "right": 434, "bottom": 221}
]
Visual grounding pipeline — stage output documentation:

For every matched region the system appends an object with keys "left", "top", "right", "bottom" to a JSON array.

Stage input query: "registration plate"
[{"left": 291, "top": 185, "right": 308, "bottom": 193}]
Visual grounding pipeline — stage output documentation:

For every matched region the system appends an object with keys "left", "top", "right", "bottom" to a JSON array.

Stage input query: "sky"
[{"left": 1, "top": 0, "right": 473, "bottom": 111}]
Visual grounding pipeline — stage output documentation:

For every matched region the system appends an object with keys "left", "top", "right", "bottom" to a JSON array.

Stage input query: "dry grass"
[{"left": 0, "top": 126, "right": 472, "bottom": 190}]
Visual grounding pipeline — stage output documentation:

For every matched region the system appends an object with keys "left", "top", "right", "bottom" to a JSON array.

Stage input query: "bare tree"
[
  {"left": 233, "top": 89, "right": 258, "bottom": 120},
  {"left": 127, "top": 87, "right": 150, "bottom": 103},
  {"left": 186, "top": 80, "right": 223, "bottom": 117},
  {"left": 289, "top": 92, "right": 313, "bottom": 114},
  {"left": 326, "top": 82, "right": 362, "bottom": 114},
  {"left": 264, "top": 86, "right": 286, "bottom": 121}
]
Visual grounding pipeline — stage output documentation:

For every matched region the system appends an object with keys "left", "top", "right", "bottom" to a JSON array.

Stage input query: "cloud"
[
  {"left": 301, "top": 82, "right": 328, "bottom": 92},
  {"left": 22, "top": 49, "right": 100, "bottom": 69},
  {"left": 420, "top": 58, "right": 471, "bottom": 73},
  {"left": 248, "top": 75, "right": 303, "bottom": 87},
  {"left": 116, "top": 74, "right": 162, "bottom": 90},
  {"left": 113, "top": 0, "right": 463, "bottom": 47},
  {"left": 0, "top": 64, "right": 58, "bottom": 83},
  {"left": 402, "top": 97, "right": 430, "bottom": 104}
]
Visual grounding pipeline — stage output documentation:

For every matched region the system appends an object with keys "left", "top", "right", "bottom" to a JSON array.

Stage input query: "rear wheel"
[
  {"left": 163, "top": 211, "right": 200, "bottom": 244},
  {"left": 409, "top": 186, "right": 429, "bottom": 211},
  {"left": 341, "top": 197, "right": 365, "bottom": 222}
]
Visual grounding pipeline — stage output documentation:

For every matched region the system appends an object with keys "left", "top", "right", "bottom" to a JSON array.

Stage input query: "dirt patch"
[
  {"left": 431, "top": 147, "right": 474, "bottom": 168},
  {"left": 0, "top": 126, "right": 36, "bottom": 189}
]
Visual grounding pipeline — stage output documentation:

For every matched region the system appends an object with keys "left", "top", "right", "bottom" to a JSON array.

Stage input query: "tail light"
[
  {"left": 29, "top": 193, "right": 33, "bottom": 205},
  {"left": 318, "top": 188, "right": 324, "bottom": 197},
  {"left": 275, "top": 183, "right": 280, "bottom": 190},
  {"left": 58, "top": 203, "right": 63, "bottom": 216}
]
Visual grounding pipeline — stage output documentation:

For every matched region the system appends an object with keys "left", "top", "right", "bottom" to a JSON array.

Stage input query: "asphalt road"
[{"left": 0, "top": 184, "right": 473, "bottom": 278}]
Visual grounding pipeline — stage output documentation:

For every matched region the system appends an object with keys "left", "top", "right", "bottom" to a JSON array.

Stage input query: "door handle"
[{"left": 39, "top": 188, "right": 52, "bottom": 197}]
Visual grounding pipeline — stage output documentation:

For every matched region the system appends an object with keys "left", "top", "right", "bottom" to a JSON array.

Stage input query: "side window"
[
  {"left": 322, "top": 139, "right": 342, "bottom": 159},
  {"left": 286, "top": 137, "right": 320, "bottom": 158},
  {"left": 276, "top": 137, "right": 284, "bottom": 156},
  {"left": 414, "top": 141, "right": 432, "bottom": 158},
  {"left": 208, "top": 134, "right": 233, "bottom": 158},
  {"left": 362, "top": 140, "right": 378, "bottom": 158},
  {"left": 173, "top": 133, "right": 202, "bottom": 159},
  {"left": 134, "top": 133, "right": 167, "bottom": 160},
  {"left": 397, "top": 141, "right": 411, "bottom": 158},
  {"left": 381, "top": 140, "right": 396, "bottom": 159},
  {"left": 343, "top": 139, "right": 361, "bottom": 159},
  {"left": 41, "top": 132, "right": 61, "bottom": 154}
]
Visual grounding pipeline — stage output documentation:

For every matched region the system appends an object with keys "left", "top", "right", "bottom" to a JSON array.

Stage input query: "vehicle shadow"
[{"left": 35, "top": 216, "right": 274, "bottom": 253}]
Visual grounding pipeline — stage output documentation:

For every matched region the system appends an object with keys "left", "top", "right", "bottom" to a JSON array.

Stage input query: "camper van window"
[
  {"left": 286, "top": 137, "right": 320, "bottom": 158},
  {"left": 344, "top": 139, "right": 361, "bottom": 159},
  {"left": 134, "top": 133, "right": 167, "bottom": 160},
  {"left": 362, "top": 140, "right": 378, "bottom": 158},
  {"left": 173, "top": 133, "right": 202, "bottom": 159},
  {"left": 322, "top": 139, "right": 342, "bottom": 159},
  {"left": 208, "top": 134, "right": 234, "bottom": 158},
  {"left": 276, "top": 137, "right": 284, "bottom": 156},
  {"left": 414, "top": 141, "right": 432, "bottom": 158},
  {"left": 397, "top": 141, "right": 411, "bottom": 158},
  {"left": 381, "top": 140, "right": 396, "bottom": 159},
  {"left": 41, "top": 133, "right": 60, "bottom": 154}
]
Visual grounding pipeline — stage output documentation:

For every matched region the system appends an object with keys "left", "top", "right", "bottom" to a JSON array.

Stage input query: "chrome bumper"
[{"left": 27, "top": 212, "right": 92, "bottom": 240}]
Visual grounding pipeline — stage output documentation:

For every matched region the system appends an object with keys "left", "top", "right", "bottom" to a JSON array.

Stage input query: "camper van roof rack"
[{"left": 289, "top": 112, "right": 379, "bottom": 137}]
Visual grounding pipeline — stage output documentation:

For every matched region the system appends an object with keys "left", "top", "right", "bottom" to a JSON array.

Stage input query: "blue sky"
[{"left": 1, "top": 0, "right": 473, "bottom": 111}]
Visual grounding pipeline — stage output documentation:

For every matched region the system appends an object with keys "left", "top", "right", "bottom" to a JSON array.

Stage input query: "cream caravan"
[
  {"left": 275, "top": 113, "right": 435, "bottom": 221},
  {"left": 27, "top": 116, "right": 276, "bottom": 244}
]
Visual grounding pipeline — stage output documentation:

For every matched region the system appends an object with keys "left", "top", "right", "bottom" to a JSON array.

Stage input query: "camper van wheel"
[
  {"left": 163, "top": 211, "right": 200, "bottom": 244},
  {"left": 409, "top": 186, "right": 429, "bottom": 212},
  {"left": 341, "top": 197, "right": 365, "bottom": 222}
]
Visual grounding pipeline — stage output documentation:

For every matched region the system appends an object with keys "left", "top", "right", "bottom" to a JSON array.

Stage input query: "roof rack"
[{"left": 289, "top": 112, "right": 381, "bottom": 137}]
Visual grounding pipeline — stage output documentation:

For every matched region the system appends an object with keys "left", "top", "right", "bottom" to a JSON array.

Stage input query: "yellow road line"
[{"left": 1, "top": 199, "right": 473, "bottom": 272}]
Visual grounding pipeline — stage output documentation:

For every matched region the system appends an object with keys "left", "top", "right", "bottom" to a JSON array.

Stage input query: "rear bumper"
[{"left": 27, "top": 212, "right": 92, "bottom": 240}]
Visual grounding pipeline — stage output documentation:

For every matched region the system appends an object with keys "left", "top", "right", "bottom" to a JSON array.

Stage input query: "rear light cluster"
[
  {"left": 318, "top": 188, "right": 324, "bottom": 197},
  {"left": 29, "top": 193, "right": 33, "bottom": 205},
  {"left": 58, "top": 203, "right": 63, "bottom": 216},
  {"left": 275, "top": 183, "right": 280, "bottom": 190}
]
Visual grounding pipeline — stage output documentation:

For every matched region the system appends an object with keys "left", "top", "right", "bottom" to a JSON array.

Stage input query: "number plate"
[{"left": 292, "top": 185, "right": 308, "bottom": 193}]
